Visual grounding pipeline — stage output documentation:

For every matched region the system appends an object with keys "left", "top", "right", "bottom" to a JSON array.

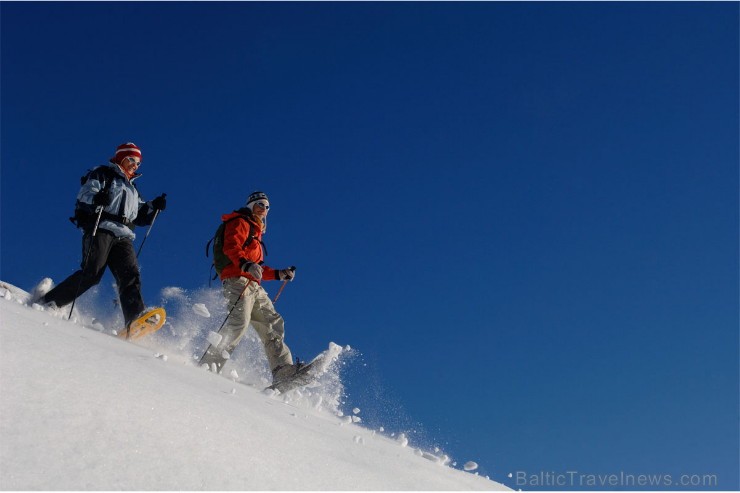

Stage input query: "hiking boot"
[
  {"left": 199, "top": 346, "right": 228, "bottom": 374},
  {"left": 271, "top": 360, "right": 305, "bottom": 384},
  {"left": 41, "top": 301, "right": 65, "bottom": 317},
  {"left": 28, "top": 278, "right": 54, "bottom": 306}
]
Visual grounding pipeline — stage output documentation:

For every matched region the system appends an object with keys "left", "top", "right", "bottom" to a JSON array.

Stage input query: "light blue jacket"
[{"left": 76, "top": 163, "right": 157, "bottom": 240}]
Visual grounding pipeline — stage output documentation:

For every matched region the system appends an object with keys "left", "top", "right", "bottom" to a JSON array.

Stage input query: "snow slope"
[{"left": 0, "top": 281, "right": 508, "bottom": 490}]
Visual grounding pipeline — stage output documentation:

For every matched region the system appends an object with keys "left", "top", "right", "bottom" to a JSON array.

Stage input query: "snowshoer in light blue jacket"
[
  {"left": 36, "top": 142, "right": 167, "bottom": 329},
  {"left": 73, "top": 153, "right": 160, "bottom": 240}
]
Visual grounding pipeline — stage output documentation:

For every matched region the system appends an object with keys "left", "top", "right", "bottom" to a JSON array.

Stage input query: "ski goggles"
[{"left": 253, "top": 201, "right": 270, "bottom": 210}]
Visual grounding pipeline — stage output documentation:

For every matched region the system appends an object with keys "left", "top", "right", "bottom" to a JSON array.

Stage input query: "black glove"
[
  {"left": 278, "top": 266, "right": 296, "bottom": 282},
  {"left": 93, "top": 191, "right": 112, "bottom": 207},
  {"left": 152, "top": 194, "right": 167, "bottom": 211}
]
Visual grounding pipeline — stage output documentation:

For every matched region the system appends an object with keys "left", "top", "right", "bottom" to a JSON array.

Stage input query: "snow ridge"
[{"left": 0, "top": 280, "right": 509, "bottom": 490}]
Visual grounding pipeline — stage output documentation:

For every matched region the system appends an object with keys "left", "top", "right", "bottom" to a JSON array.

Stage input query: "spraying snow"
[{"left": 192, "top": 303, "right": 211, "bottom": 318}]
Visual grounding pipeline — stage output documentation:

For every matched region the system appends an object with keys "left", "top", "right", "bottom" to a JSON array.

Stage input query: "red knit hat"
[{"left": 111, "top": 142, "right": 142, "bottom": 164}]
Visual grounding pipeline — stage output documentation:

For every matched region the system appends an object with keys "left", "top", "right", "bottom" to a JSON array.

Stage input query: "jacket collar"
[{"left": 108, "top": 161, "right": 142, "bottom": 182}]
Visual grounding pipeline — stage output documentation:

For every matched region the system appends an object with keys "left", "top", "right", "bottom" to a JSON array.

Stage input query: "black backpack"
[{"left": 69, "top": 165, "right": 118, "bottom": 229}]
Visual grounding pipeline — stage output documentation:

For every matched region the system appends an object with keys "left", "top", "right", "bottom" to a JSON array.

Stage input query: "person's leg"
[
  {"left": 42, "top": 231, "right": 114, "bottom": 307},
  {"left": 107, "top": 237, "right": 145, "bottom": 327},
  {"left": 249, "top": 285, "right": 293, "bottom": 372},
  {"left": 200, "top": 277, "right": 255, "bottom": 372}
]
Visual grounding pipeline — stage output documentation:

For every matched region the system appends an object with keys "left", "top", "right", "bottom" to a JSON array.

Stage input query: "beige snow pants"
[{"left": 203, "top": 276, "right": 293, "bottom": 372}]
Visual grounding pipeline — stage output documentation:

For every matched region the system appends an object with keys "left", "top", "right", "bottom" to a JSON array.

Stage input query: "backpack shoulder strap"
[
  {"left": 82, "top": 165, "right": 117, "bottom": 192},
  {"left": 71, "top": 166, "right": 120, "bottom": 228}
]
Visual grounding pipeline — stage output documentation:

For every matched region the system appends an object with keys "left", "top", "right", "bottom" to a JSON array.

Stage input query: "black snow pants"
[{"left": 43, "top": 230, "right": 145, "bottom": 327}]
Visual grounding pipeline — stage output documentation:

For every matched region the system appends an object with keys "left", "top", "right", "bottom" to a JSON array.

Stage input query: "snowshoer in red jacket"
[{"left": 200, "top": 191, "right": 298, "bottom": 384}]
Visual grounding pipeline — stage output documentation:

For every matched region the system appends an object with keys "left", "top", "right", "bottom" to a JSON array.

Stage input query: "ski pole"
[
  {"left": 136, "top": 194, "right": 165, "bottom": 258},
  {"left": 273, "top": 281, "right": 288, "bottom": 304},
  {"left": 272, "top": 267, "right": 295, "bottom": 304},
  {"left": 199, "top": 279, "right": 252, "bottom": 366},
  {"left": 68, "top": 206, "right": 104, "bottom": 320},
  {"left": 217, "top": 279, "right": 251, "bottom": 332}
]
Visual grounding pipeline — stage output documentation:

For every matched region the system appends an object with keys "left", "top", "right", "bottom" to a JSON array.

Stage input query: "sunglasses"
[
  {"left": 254, "top": 201, "right": 270, "bottom": 210},
  {"left": 124, "top": 156, "right": 141, "bottom": 166}
]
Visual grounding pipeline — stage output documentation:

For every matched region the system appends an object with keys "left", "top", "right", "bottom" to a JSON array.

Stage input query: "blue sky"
[{"left": 1, "top": 2, "right": 737, "bottom": 490}]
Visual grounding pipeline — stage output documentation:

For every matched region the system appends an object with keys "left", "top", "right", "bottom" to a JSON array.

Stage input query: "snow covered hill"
[{"left": 0, "top": 281, "right": 508, "bottom": 490}]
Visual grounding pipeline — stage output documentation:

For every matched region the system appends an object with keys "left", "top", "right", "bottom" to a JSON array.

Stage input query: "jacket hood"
[
  {"left": 221, "top": 208, "right": 266, "bottom": 233},
  {"left": 221, "top": 208, "right": 252, "bottom": 222}
]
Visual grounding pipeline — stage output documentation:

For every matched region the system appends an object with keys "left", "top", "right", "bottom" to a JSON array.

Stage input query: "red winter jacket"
[{"left": 219, "top": 210, "right": 277, "bottom": 283}]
